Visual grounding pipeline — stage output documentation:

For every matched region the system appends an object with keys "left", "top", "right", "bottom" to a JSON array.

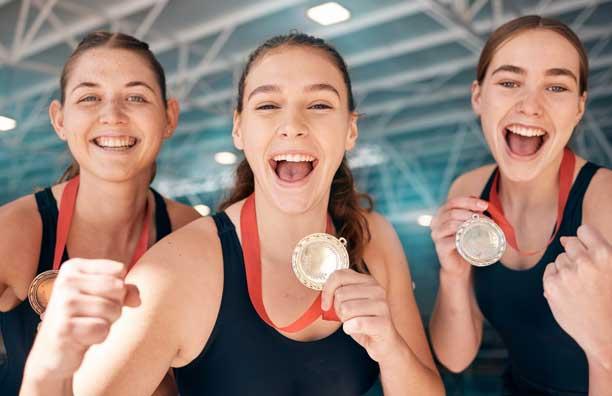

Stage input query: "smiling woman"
[
  {"left": 0, "top": 31, "right": 200, "bottom": 396},
  {"left": 428, "top": 15, "right": 612, "bottom": 396}
]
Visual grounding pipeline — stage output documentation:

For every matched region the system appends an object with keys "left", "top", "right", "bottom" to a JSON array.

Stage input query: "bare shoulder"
[
  {"left": 0, "top": 194, "right": 43, "bottom": 306},
  {"left": 163, "top": 197, "right": 201, "bottom": 230},
  {"left": 583, "top": 166, "right": 612, "bottom": 238},
  {"left": 448, "top": 163, "right": 496, "bottom": 199}
]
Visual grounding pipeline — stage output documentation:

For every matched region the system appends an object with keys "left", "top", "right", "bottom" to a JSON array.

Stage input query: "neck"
[
  {"left": 497, "top": 153, "right": 564, "bottom": 214},
  {"left": 254, "top": 188, "right": 330, "bottom": 262},
  {"left": 72, "top": 170, "right": 151, "bottom": 242}
]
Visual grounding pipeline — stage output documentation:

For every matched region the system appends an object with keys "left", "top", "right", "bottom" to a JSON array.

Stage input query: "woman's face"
[
  {"left": 472, "top": 29, "right": 586, "bottom": 181},
  {"left": 233, "top": 46, "right": 358, "bottom": 214},
  {"left": 50, "top": 48, "right": 178, "bottom": 182}
]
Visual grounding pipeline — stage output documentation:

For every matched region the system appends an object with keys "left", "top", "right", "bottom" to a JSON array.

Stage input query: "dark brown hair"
[
  {"left": 477, "top": 15, "right": 589, "bottom": 94},
  {"left": 219, "top": 33, "right": 373, "bottom": 273},
  {"left": 57, "top": 31, "right": 167, "bottom": 183}
]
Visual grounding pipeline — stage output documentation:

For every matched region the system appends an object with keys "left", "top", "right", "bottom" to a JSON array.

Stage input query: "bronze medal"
[
  {"left": 455, "top": 214, "right": 506, "bottom": 267},
  {"left": 28, "top": 270, "right": 59, "bottom": 316},
  {"left": 292, "top": 233, "right": 349, "bottom": 290}
]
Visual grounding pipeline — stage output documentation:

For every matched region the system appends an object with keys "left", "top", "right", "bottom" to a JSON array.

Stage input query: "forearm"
[
  {"left": 379, "top": 337, "right": 445, "bottom": 396},
  {"left": 588, "top": 354, "right": 612, "bottom": 396},
  {"left": 429, "top": 269, "right": 480, "bottom": 371},
  {"left": 20, "top": 362, "right": 73, "bottom": 396}
]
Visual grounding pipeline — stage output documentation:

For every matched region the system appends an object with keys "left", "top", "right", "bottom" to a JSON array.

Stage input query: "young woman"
[
  {"left": 0, "top": 32, "right": 200, "bottom": 396},
  {"left": 20, "top": 33, "right": 444, "bottom": 396},
  {"left": 429, "top": 16, "right": 612, "bottom": 395}
]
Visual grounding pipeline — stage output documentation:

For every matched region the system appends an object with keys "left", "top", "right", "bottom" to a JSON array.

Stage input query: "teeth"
[
  {"left": 94, "top": 136, "right": 136, "bottom": 148},
  {"left": 507, "top": 125, "right": 546, "bottom": 137},
  {"left": 272, "top": 154, "right": 316, "bottom": 162}
]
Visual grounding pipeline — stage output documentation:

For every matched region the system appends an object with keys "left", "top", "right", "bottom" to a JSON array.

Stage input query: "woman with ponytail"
[
  {"left": 21, "top": 33, "right": 444, "bottom": 396},
  {"left": 0, "top": 31, "right": 199, "bottom": 396}
]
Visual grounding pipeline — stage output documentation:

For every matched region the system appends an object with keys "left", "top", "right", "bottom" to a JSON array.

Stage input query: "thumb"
[{"left": 123, "top": 283, "right": 141, "bottom": 308}]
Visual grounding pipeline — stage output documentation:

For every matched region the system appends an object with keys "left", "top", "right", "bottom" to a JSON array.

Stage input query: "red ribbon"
[
  {"left": 52, "top": 175, "right": 150, "bottom": 271},
  {"left": 487, "top": 148, "right": 575, "bottom": 256},
  {"left": 240, "top": 193, "right": 339, "bottom": 333}
]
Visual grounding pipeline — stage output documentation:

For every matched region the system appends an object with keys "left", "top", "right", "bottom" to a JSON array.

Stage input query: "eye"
[
  {"left": 127, "top": 95, "right": 147, "bottom": 103},
  {"left": 78, "top": 95, "right": 99, "bottom": 103},
  {"left": 255, "top": 104, "right": 279, "bottom": 110},
  {"left": 499, "top": 81, "right": 519, "bottom": 89},
  {"left": 309, "top": 103, "right": 333, "bottom": 110},
  {"left": 547, "top": 85, "right": 568, "bottom": 93}
]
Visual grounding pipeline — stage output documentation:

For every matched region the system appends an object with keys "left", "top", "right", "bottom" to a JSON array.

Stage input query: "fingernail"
[
  {"left": 560, "top": 237, "right": 566, "bottom": 245},
  {"left": 478, "top": 201, "right": 488, "bottom": 209}
]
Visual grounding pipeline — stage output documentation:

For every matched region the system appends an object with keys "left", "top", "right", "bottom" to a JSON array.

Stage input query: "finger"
[
  {"left": 542, "top": 263, "right": 558, "bottom": 298},
  {"left": 554, "top": 253, "right": 576, "bottom": 273},
  {"left": 56, "top": 273, "right": 128, "bottom": 305},
  {"left": 65, "top": 317, "right": 113, "bottom": 347},
  {"left": 62, "top": 259, "right": 128, "bottom": 279},
  {"left": 576, "top": 224, "right": 608, "bottom": 251},
  {"left": 57, "top": 293, "right": 123, "bottom": 324},
  {"left": 343, "top": 316, "right": 385, "bottom": 337},
  {"left": 123, "top": 284, "right": 141, "bottom": 308},
  {"left": 560, "top": 236, "right": 589, "bottom": 262},
  {"left": 321, "top": 270, "right": 374, "bottom": 311},
  {"left": 431, "top": 220, "right": 464, "bottom": 241},
  {"left": 445, "top": 196, "right": 489, "bottom": 212},
  {"left": 336, "top": 298, "right": 388, "bottom": 322},
  {"left": 333, "top": 284, "right": 385, "bottom": 305},
  {"left": 433, "top": 236, "right": 459, "bottom": 258}
]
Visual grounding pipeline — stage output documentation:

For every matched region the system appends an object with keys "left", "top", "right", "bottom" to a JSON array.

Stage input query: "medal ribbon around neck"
[
  {"left": 52, "top": 175, "right": 151, "bottom": 271},
  {"left": 486, "top": 147, "right": 575, "bottom": 256},
  {"left": 241, "top": 193, "right": 339, "bottom": 333}
]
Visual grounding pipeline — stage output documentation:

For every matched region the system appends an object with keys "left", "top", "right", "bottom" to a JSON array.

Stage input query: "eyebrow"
[
  {"left": 71, "top": 81, "right": 156, "bottom": 94},
  {"left": 247, "top": 83, "right": 341, "bottom": 102},
  {"left": 491, "top": 64, "right": 578, "bottom": 82}
]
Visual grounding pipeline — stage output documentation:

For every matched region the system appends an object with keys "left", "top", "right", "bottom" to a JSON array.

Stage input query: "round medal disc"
[
  {"left": 28, "top": 270, "right": 59, "bottom": 316},
  {"left": 292, "top": 233, "right": 349, "bottom": 290},
  {"left": 455, "top": 214, "right": 506, "bottom": 267}
]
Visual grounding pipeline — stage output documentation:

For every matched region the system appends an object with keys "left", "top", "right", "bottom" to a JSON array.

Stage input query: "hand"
[
  {"left": 321, "top": 269, "right": 400, "bottom": 363},
  {"left": 543, "top": 224, "right": 612, "bottom": 369},
  {"left": 27, "top": 258, "right": 140, "bottom": 379},
  {"left": 430, "top": 196, "right": 489, "bottom": 277}
]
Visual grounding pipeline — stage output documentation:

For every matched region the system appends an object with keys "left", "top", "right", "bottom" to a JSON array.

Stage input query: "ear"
[
  {"left": 163, "top": 98, "right": 180, "bottom": 138},
  {"left": 49, "top": 100, "right": 67, "bottom": 141},
  {"left": 344, "top": 112, "right": 359, "bottom": 151},
  {"left": 232, "top": 110, "right": 244, "bottom": 150},
  {"left": 471, "top": 80, "right": 482, "bottom": 116},
  {"left": 575, "top": 91, "right": 587, "bottom": 126}
]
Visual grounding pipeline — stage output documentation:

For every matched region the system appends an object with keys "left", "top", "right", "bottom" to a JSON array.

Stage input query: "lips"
[
  {"left": 269, "top": 153, "right": 318, "bottom": 183},
  {"left": 503, "top": 123, "right": 548, "bottom": 157}
]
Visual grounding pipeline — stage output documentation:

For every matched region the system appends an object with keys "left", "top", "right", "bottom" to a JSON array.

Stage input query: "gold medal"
[
  {"left": 455, "top": 214, "right": 506, "bottom": 267},
  {"left": 292, "top": 233, "right": 349, "bottom": 290},
  {"left": 28, "top": 270, "right": 58, "bottom": 316}
]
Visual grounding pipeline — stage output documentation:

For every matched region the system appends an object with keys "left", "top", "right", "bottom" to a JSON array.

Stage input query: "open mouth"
[
  {"left": 269, "top": 153, "right": 319, "bottom": 183},
  {"left": 91, "top": 136, "right": 138, "bottom": 151},
  {"left": 503, "top": 124, "right": 548, "bottom": 157}
]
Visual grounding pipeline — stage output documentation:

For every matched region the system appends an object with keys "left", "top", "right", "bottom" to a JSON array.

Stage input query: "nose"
[
  {"left": 516, "top": 88, "right": 544, "bottom": 117},
  {"left": 99, "top": 98, "right": 128, "bottom": 125},
  {"left": 277, "top": 109, "right": 308, "bottom": 139}
]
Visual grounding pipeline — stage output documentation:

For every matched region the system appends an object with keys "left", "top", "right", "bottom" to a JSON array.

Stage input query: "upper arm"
[
  {"left": 583, "top": 168, "right": 612, "bottom": 241},
  {"left": 164, "top": 199, "right": 201, "bottom": 231},
  {"left": 0, "top": 195, "right": 42, "bottom": 310},
  {"left": 74, "top": 218, "right": 221, "bottom": 396},
  {"left": 364, "top": 212, "right": 437, "bottom": 371}
]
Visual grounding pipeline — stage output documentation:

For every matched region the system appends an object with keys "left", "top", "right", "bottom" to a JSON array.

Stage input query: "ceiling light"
[
  {"left": 307, "top": 2, "right": 350, "bottom": 26},
  {"left": 214, "top": 151, "right": 237, "bottom": 165},
  {"left": 417, "top": 214, "right": 433, "bottom": 227},
  {"left": 194, "top": 204, "right": 211, "bottom": 216},
  {"left": 0, "top": 116, "right": 16, "bottom": 132}
]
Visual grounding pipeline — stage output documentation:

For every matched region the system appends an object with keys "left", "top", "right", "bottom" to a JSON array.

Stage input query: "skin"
[
  {"left": 21, "top": 45, "right": 444, "bottom": 396},
  {"left": 428, "top": 29, "right": 612, "bottom": 394},
  {"left": 2, "top": 47, "right": 200, "bottom": 396}
]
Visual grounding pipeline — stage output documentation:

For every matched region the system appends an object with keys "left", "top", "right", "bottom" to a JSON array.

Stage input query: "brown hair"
[
  {"left": 477, "top": 15, "right": 589, "bottom": 94},
  {"left": 219, "top": 33, "right": 373, "bottom": 273},
  {"left": 57, "top": 31, "right": 167, "bottom": 183}
]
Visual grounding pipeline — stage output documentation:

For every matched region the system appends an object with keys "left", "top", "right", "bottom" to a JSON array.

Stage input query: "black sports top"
[
  {"left": 474, "top": 162, "right": 601, "bottom": 395},
  {"left": 0, "top": 187, "right": 172, "bottom": 396},
  {"left": 174, "top": 212, "right": 380, "bottom": 396}
]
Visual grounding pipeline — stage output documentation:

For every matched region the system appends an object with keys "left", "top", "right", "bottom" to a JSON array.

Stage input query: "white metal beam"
[
  {"left": 11, "top": 0, "right": 31, "bottom": 57},
  {"left": 18, "top": 0, "right": 60, "bottom": 58},
  {"left": 134, "top": 0, "right": 170, "bottom": 39}
]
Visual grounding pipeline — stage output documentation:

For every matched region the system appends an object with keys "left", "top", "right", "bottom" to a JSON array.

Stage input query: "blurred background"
[{"left": 1, "top": 0, "right": 611, "bottom": 394}]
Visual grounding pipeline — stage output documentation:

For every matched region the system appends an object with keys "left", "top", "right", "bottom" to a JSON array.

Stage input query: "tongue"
[
  {"left": 276, "top": 161, "right": 313, "bottom": 182},
  {"left": 507, "top": 132, "right": 543, "bottom": 157}
]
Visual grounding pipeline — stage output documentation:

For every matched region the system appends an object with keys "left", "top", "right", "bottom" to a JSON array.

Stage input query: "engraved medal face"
[
  {"left": 292, "top": 233, "right": 349, "bottom": 290},
  {"left": 455, "top": 214, "right": 506, "bottom": 267},
  {"left": 28, "top": 270, "right": 59, "bottom": 316}
]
